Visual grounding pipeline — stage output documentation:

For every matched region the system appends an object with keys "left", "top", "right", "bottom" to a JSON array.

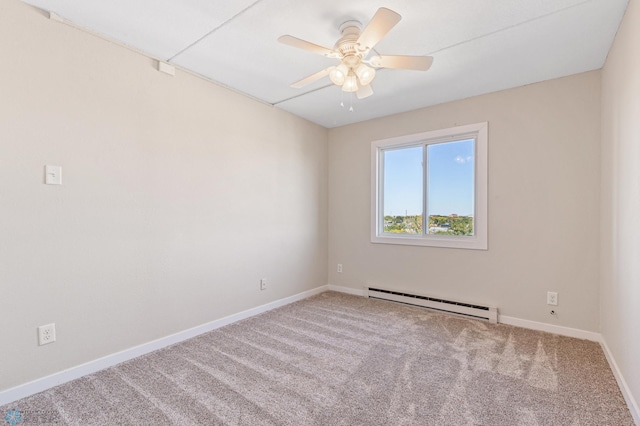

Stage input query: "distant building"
[{"left": 429, "top": 223, "right": 451, "bottom": 233}]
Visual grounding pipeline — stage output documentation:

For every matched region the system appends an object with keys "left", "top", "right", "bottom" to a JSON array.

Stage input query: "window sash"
[
  {"left": 379, "top": 138, "right": 476, "bottom": 237},
  {"left": 371, "top": 123, "right": 488, "bottom": 250}
]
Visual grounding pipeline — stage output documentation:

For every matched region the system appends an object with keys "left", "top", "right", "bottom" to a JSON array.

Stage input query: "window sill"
[{"left": 371, "top": 233, "right": 487, "bottom": 250}]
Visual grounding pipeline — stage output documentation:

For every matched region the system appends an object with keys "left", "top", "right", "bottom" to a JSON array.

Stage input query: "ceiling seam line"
[
  {"left": 167, "top": 0, "right": 265, "bottom": 62},
  {"left": 272, "top": 83, "right": 335, "bottom": 105},
  {"left": 425, "top": 0, "right": 593, "bottom": 56},
  {"left": 272, "top": 68, "right": 394, "bottom": 105}
]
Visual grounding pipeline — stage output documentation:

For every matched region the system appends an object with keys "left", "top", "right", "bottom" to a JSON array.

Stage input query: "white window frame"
[{"left": 371, "top": 122, "right": 488, "bottom": 250}]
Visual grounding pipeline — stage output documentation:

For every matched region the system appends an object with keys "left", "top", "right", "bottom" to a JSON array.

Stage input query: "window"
[{"left": 371, "top": 122, "right": 487, "bottom": 250}]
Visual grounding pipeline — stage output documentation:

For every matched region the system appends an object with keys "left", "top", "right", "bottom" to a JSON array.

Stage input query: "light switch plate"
[{"left": 45, "top": 165, "right": 62, "bottom": 185}]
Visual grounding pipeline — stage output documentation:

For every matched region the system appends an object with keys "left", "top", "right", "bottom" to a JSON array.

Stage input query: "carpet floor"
[{"left": 1, "top": 291, "right": 634, "bottom": 425}]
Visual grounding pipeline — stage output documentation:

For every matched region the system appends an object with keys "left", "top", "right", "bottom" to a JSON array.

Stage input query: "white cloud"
[{"left": 454, "top": 155, "right": 474, "bottom": 164}]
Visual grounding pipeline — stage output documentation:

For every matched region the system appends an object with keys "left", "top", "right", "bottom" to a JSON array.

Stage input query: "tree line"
[{"left": 384, "top": 214, "right": 473, "bottom": 236}]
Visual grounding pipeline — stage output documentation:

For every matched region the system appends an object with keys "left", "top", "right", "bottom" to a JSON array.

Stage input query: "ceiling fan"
[{"left": 278, "top": 7, "right": 433, "bottom": 100}]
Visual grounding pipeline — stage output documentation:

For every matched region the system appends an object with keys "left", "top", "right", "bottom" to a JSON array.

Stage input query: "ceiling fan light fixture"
[
  {"left": 279, "top": 7, "right": 433, "bottom": 102},
  {"left": 342, "top": 73, "right": 359, "bottom": 92},
  {"left": 354, "top": 63, "right": 376, "bottom": 86},
  {"left": 329, "top": 63, "right": 349, "bottom": 85}
]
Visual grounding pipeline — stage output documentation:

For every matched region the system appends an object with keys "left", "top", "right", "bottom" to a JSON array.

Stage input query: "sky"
[{"left": 383, "top": 139, "right": 475, "bottom": 217}]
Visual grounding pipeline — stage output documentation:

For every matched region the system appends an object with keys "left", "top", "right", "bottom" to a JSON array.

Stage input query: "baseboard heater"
[{"left": 366, "top": 287, "right": 498, "bottom": 323}]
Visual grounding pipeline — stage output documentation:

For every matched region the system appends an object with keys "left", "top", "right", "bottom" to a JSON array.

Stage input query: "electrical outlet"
[
  {"left": 260, "top": 278, "right": 267, "bottom": 291},
  {"left": 337, "top": 264, "right": 343, "bottom": 273},
  {"left": 38, "top": 323, "right": 56, "bottom": 345},
  {"left": 547, "top": 291, "right": 558, "bottom": 306}
]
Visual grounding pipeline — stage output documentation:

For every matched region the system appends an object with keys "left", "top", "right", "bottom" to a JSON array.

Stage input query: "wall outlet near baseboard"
[
  {"left": 337, "top": 264, "right": 343, "bottom": 273},
  {"left": 260, "top": 278, "right": 267, "bottom": 291},
  {"left": 547, "top": 291, "right": 558, "bottom": 306},
  {"left": 38, "top": 323, "right": 56, "bottom": 345}
]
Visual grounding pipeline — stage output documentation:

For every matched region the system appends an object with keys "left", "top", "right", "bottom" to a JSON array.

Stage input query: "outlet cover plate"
[
  {"left": 38, "top": 323, "right": 56, "bottom": 345},
  {"left": 547, "top": 292, "right": 558, "bottom": 306}
]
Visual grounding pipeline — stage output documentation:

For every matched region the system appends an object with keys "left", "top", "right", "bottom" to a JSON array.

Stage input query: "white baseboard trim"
[
  {"left": 327, "top": 284, "right": 366, "bottom": 296},
  {"left": 498, "top": 315, "right": 601, "bottom": 342},
  {"left": 0, "top": 285, "right": 329, "bottom": 407},
  {"left": 328, "top": 286, "right": 602, "bottom": 341},
  {"left": 329, "top": 285, "right": 602, "bottom": 342},
  {"left": 600, "top": 338, "right": 640, "bottom": 425}
]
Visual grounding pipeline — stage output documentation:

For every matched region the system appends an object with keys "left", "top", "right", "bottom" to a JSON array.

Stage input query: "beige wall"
[
  {"left": 0, "top": 1, "right": 327, "bottom": 391},
  {"left": 328, "top": 71, "right": 602, "bottom": 331},
  {"left": 601, "top": 0, "right": 640, "bottom": 415}
]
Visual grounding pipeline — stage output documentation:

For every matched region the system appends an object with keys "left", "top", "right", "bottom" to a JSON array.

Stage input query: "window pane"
[
  {"left": 382, "top": 146, "right": 423, "bottom": 234},
  {"left": 427, "top": 139, "right": 475, "bottom": 236}
]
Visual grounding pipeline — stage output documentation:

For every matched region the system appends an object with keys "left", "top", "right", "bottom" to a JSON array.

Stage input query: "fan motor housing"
[{"left": 335, "top": 20, "right": 363, "bottom": 59}]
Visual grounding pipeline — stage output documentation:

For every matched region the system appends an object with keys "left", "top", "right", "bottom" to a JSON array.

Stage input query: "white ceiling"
[{"left": 22, "top": 0, "right": 629, "bottom": 128}]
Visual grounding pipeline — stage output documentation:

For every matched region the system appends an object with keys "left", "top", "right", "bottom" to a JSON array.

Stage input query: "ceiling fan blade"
[
  {"left": 356, "top": 84, "right": 373, "bottom": 99},
  {"left": 357, "top": 8, "right": 402, "bottom": 51},
  {"left": 278, "top": 35, "right": 336, "bottom": 57},
  {"left": 290, "top": 67, "right": 332, "bottom": 88},
  {"left": 370, "top": 55, "right": 433, "bottom": 71}
]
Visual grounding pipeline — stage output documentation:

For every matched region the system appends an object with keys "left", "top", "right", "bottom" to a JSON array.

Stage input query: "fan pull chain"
[{"left": 338, "top": 90, "right": 354, "bottom": 112}]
